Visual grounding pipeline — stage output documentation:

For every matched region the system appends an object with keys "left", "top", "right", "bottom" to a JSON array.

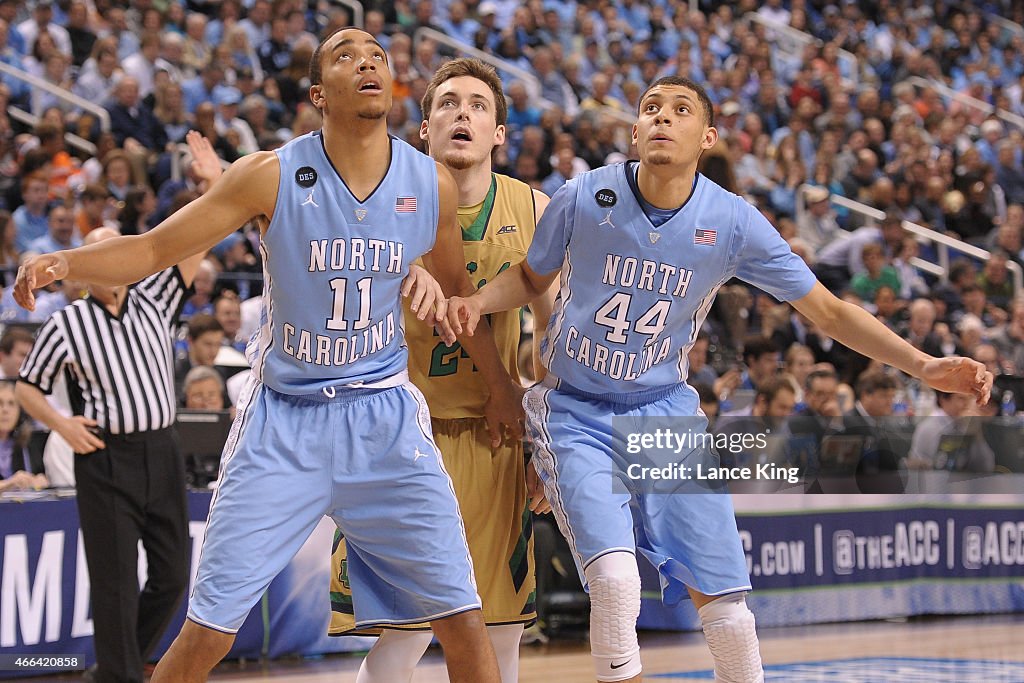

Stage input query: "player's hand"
[
  {"left": 447, "top": 295, "right": 483, "bottom": 336},
  {"left": 58, "top": 416, "right": 106, "bottom": 454},
  {"left": 526, "top": 461, "right": 551, "bottom": 514},
  {"left": 920, "top": 356, "right": 993, "bottom": 405},
  {"left": 186, "top": 130, "right": 223, "bottom": 189},
  {"left": 14, "top": 252, "right": 70, "bottom": 310},
  {"left": 483, "top": 380, "right": 526, "bottom": 448},
  {"left": 401, "top": 264, "right": 456, "bottom": 344}
]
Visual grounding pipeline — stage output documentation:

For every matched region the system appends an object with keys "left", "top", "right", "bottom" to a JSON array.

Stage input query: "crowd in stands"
[{"left": 2, "top": 0, "right": 1024, "bottom": 491}]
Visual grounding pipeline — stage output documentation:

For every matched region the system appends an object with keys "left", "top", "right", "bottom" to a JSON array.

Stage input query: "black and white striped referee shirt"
[{"left": 19, "top": 268, "right": 186, "bottom": 434}]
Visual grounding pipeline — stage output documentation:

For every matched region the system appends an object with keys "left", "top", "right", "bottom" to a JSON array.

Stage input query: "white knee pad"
[
  {"left": 697, "top": 593, "right": 764, "bottom": 683},
  {"left": 584, "top": 552, "right": 643, "bottom": 682},
  {"left": 356, "top": 629, "right": 433, "bottom": 683}
]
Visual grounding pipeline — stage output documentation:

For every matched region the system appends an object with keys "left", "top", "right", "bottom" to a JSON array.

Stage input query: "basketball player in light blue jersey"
[
  {"left": 13, "top": 28, "right": 515, "bottom": 683},
  {"left": 448, "top": 76, "right": 993, "bottom": 683}
]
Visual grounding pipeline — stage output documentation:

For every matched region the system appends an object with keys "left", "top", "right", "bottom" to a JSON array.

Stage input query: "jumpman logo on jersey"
[
  {"left": 302, "top": 189, "right": 319, "bottom": 208},
  {"left": 414, "top": 447, "right": 429, "bottom": 461},
  {"left": 599, "top": 210, "right": 615, "bottom": 229}
]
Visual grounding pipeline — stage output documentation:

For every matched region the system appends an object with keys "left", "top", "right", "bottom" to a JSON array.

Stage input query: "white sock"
[
  {"left": 697, "top": 593, "right": 764, "bottom": 683},
  {"left": 355, "top": 629, "right": 433, "bottom": 683},
  {"left": 488, "top": 623, "right": 524, "bottom": 682}
]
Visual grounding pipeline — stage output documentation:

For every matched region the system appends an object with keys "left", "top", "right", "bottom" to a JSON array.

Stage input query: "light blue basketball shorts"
[
  {"left": 525, "top": 378, "right": 751, "bottom": 605},
  {"left": 187, "top": 376, "right": 481, "bottom": 633}
]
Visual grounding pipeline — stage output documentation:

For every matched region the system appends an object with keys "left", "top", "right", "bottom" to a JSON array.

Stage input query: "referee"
[{"left": 14, "top": 133, "right": 222, "bottom": 683}]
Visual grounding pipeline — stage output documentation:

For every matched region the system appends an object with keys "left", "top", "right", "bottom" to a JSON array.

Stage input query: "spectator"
[
  {"left": 72, "top": 42, "right": 121, "bottom": 110},
  {"left": 992, "top": 298, "right": 1024, "bottom": 374},
  {"left": 182, "top": 12, "right": 210, "bottom": 75},
  {"left": 850, "top": 243, "right": 901, "bottom": 303},
  {"left": 16, "top": 0, "right": 71, "bottom": 59},
  {"left": 64, "top": 1, "right": 95, "bottom": 67},
  {"left": 238, "top": 0, "right": 272, "bottom": 50},
  {"left": 740, "top": 336, "right": 779, "bottom": 392},
  {"left": 100, "top": 149, "right": 135, "bottom": 202},
  {"left": 106, "top": 76, "right": 168, "bottom": 152},
  {"left": 181, "top": 365, "right": 227, "bottom": 411},
  {"left": 995, "top": 141, "right": 1024, "bottom": 207},
  {"left": 182, "top": 60, "right": 226, "bottom": 115},
  {"left": 0, "top": 380, "right": 46, "bottom": 492},
  {"left": 256, "top": 18, "right": 290, "bottom": 76},
  {"left": 12, "top": 172, "right": 51, "bottom": 252},
  {"left": 693, "top": 382, "right": 720, "bottom": 421},
  {"left": 783, "top": 343, "right": 815, "bottom": 403},
  {"left": 213, "top": 291, "right": 245, "bottom": 352},
  {"left": 181, "top": 259, "right": 217, "bottom": 321},
  {"left": 153, "top": 81, "right": 191, "bottom": 145},
  {"left": 796, "top": 185, "right": 841, "bottom": 252},
  {"left": 26, "top": 204, "right": 80, "bottom": 254},
  {"left": 815, "top": 212, "right": 905, "bottom": 292},
  {"left": 978, "top": 249, "right": 1014, "bottom": 309},
  {"left": 0, "top": 327, "right": 33, "bottom": 379},
  {"left": 214, "top": 87, "right": 259, "bottom": 156},
  {"left": 116, "top": 185, "right": 158, "bottom": 236},
  {"left": 122, "top": 30, "right": 160, "bottom": 99},
  {"left": 0, "top": 209, "right": 17, "bottom": 284},
  {"left": 907, "top": 391, "right": 994, "bottom": 473},
  {"left": 900, "top": 298, "right": 946, "bottom": 358},
  {"left": 174, "top": 312, "right": 224, "bottom": 393}
]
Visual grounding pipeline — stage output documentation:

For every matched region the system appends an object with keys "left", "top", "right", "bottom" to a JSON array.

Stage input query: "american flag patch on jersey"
[
  {"left": 395, "top": 196, "right": 417, "bottom": 213},
  {"left": 694, "top": 228, "right": 717, "bottom": 245}
]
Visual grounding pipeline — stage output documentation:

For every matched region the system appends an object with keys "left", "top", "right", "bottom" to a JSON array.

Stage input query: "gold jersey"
[{"left": 405, "top": 173, "right": 537, "bottom": 418}]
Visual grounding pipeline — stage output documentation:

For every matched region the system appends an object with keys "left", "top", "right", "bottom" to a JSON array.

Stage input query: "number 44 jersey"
[
  {"left": 527, "top": 164, "right": 817, "bottom": 400},
  {"left": 250, "top": 132, "right": 439, "bottom": 394}
]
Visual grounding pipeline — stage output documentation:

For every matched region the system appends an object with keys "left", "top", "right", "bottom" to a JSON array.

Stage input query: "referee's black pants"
[{"left": 74, "top": 427, "right": 189, "bottom": 683}]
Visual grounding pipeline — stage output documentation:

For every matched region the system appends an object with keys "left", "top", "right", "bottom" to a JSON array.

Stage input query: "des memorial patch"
[
  {"left": 595, "top": 188, "right": 617, "bottom": 207},
  {"left": 295, "top": 166, "right": 318, "bottom": 188}
]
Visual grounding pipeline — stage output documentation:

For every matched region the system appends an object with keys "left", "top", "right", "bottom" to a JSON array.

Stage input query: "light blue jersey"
[
  {"left": 251, "top": 132, "right": 439, "bottom": 394},
  {"left": 528, "top": 164, "right": 817, "bottom": 400}
]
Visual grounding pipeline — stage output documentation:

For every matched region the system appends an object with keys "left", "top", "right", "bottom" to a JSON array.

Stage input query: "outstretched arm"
[
  {"left": 448, "top": 261, "right": 557, "bottom": 336},
  {"left": 792, "top": 282, "right": 992, "bottom": 402},
  {"left": 13, "top": 151, "right": 279, "bottom": 310}
]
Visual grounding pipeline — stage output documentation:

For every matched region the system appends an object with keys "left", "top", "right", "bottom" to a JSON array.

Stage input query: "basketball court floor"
[{"left": 27, "top": 613, "right": 1024, "bottom": 682}]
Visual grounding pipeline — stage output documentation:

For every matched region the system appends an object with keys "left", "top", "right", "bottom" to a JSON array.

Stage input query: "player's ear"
[
  {"left": 631, "top": 123, "right": 638, "bottom": 146},
  {"left": 419, "top": 119, "right": 430, "bottom": 142},
  {"left": 702, "top": 125, "right": 719, "bottom": 150},
  {"left": 494, "top": 123, "right": 506, "bottom": 146},
  {"left": 309, "top": 84, "right": 325, "bottom": 110}
]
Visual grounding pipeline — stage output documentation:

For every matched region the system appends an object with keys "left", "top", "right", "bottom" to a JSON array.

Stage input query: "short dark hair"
[
  {"left": 638, "top": 75, "right": 715, "bottom": 127},
  {"left": 310, "top": 27, "right": 387, "bottom": 86},
  {"left": 856, "top": 372, "right": 898, "bottom": 398},
  {"left": 310, "top": 28, "right": 343, "bottom": 86},
  {"left": 422, "top": 58, "right": 508, "bottom": 127},
  {"left": 187, "top": 313, "right": 223, "bottom": 340},
  {"left": 805, "top": 368, "right": 838, "bottom": 391},
  {"left": 756, "top": 376, "right": 795, "bottom": 405},
  {"left": 0, "top": 327, "right": 34, "bottom": 354},
  {"left": 743, "top": 336, "right": 777, "bottom": 365},
  {"left": 692, "top": 382, "right": 718, "bottom": 408}
]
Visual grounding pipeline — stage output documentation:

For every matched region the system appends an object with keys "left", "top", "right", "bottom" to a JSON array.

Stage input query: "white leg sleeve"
[
  {"left": 583, "top": 552, "right": 643, "bottom": 682},
  {"left": 355, "top": 629, "right": 433, "bottom": 683},
  {"left": 697, "top": 593, "right": 764, "bottom": 683},
  {"left": 487, "top": 623, "right": 524, "bottom": 683}
]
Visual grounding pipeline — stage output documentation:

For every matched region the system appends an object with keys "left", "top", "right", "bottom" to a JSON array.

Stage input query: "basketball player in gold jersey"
[{"left": 328, "top": 58, "right": 555, "bottom": 682}]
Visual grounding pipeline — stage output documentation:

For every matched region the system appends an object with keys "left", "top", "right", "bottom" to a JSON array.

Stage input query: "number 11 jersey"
[{"left": 251, "top": 132, "right": 439, "bottom": 394}]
